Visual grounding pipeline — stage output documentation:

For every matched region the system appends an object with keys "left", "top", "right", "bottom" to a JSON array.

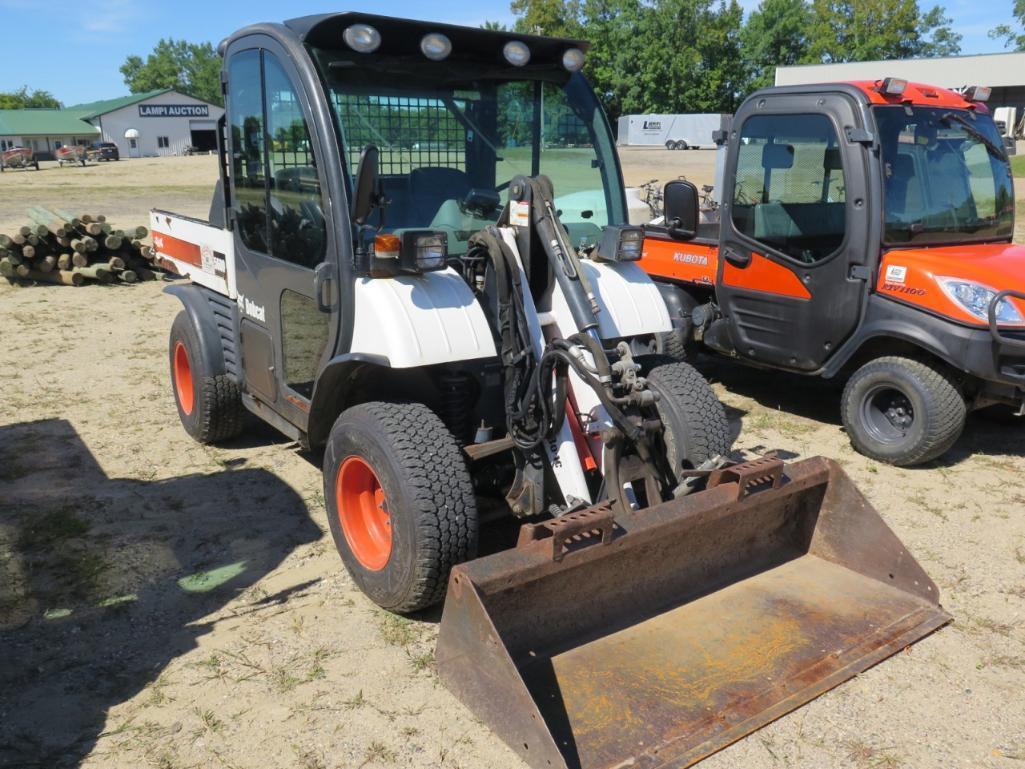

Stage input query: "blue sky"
[{"left": 0, "top": 0, "right": 1017, "bottom": 105}]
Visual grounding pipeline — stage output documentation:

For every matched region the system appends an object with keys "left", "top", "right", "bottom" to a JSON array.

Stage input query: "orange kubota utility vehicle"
[{"left": 642, "top": 79, "right": 1024, "bottom": 466}]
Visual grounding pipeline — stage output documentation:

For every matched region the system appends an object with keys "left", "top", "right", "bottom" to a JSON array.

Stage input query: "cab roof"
[
  {"left": 846, "top": 80, "right": 987, "bottom": 111},
  {"left": 282, "top": 12, "right": 588, "bottom": 62}
]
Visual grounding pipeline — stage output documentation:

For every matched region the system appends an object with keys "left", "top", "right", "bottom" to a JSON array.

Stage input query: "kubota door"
[
  {"left": 716, "top": 92, "right": 871, "bottom": 371},
  {"left": 226, "top": 43, "right": 339, "bottom": 424}
]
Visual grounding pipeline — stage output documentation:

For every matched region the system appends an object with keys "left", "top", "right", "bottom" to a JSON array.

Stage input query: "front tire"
[
  {"left": 645, "top": 361, "right": 731, "bottom": 477},
  {"left": 841, "top": 356, "right": 966, "bottom": 466},
  {"left": 168, "top": 310, "right": 244, "bottom": 443},
  {"left": 323, "top": 402, "right": 479, "bottom": 614}
]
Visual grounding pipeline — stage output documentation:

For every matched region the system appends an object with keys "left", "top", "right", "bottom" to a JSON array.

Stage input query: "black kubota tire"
[
  {"left": 841, "top": 356, "right": 966, "bottom": 467},
  {"left": 655, "top": 328, "right": 691, "bottom": 361},
  {"left": 645, "top": 361, "right": 731, "bottom": 476},
  {"left": 323, "top": 401, "right": 479, "bottom": 614},
  {"left": 168, "top": 310, "right": 244, "bottom": 444}
]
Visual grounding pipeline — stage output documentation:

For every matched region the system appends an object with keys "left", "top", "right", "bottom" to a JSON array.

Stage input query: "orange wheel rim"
[
  {"left": 173, "top": 341, "right": 195, "bottom": 415},
  {"left": 336, "top": 456, "right": 392, "bottom": 571}
]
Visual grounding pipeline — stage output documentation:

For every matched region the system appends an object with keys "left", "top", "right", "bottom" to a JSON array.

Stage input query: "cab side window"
[
  {"left": 228, "top": 50, "right": 267, "bottom": 253},
  {"left": 731, "top": 114, "right": 846, "bottom": 264},
  {"left": 228, "top": 49, "right": 326, "bottom": 267}
]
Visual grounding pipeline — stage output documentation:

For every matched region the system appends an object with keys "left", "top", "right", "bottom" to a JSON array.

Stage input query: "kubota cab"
[{"left": 642, "top": 79, "right": 1025, "bottom": 466}]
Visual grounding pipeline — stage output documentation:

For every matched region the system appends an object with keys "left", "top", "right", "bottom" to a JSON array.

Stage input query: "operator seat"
[
  {"left": 885, "top": 154, "right": 916, "bottom": 218},
  {"left": 409, "top": 166, "right": 471, "bottom": 225}
]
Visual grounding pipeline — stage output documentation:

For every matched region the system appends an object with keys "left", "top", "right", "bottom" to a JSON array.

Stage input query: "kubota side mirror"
[
  {"left": 663, "top": 179, "right": 699, "bottom": 240},
  {"left": 352, "top": 144, "right": 380, "bottom": 225}
]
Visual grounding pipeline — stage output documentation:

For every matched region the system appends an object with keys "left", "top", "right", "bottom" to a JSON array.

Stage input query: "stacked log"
[{"left": 0, "top": 208, "right": 167, "bottom": 286}]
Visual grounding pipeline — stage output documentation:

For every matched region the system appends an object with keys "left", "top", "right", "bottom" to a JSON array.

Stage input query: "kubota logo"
[{"left": 673, "top": 252, "right": 708, "bottom": 266}]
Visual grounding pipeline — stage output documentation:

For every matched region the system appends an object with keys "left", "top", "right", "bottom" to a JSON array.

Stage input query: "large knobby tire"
[
  {"left": 168, "top": 310, "right": 244, "bottom": 444},
  {"left": 323, "top": 402, "right": 479, "bottom": 614},
  {"left": 645, "top": 361, "right": 731, "bottom": 477},
  {"left": 841, "top": 356, "right": 966, "bottom": 466}
]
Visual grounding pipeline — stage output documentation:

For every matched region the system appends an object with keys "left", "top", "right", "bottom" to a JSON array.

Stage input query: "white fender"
[
  {"left": 558, "top": 259, "right": 673, "bottom": 339},
  {"left": 349, "top": 268, "right": 497, "bottom": 368}
]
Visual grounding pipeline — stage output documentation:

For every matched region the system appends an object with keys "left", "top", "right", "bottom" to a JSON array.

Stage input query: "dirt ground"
[{"left": 1, "top": 153, "right": 1024, "bottom": 769}]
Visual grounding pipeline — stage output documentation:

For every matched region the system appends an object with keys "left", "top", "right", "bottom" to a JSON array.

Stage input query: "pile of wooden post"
[{"left": 0, "top": 208, "right": 167, "bottom": 286}]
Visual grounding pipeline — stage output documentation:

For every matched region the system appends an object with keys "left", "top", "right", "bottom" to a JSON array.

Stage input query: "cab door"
[
  {"left": 716, "top": 92, "right": 871, "bottom": 371},
  {"left": 225, "top": 44, "right": 338, "bottom": 427}
]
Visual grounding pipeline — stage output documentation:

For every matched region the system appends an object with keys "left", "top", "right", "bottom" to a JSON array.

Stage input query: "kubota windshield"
[
  {"left": 875, "top": 106, "right": 1014, "bottom": 245},
  {"left": 309, "top": 47, "right": 624, "bottom": 252}
]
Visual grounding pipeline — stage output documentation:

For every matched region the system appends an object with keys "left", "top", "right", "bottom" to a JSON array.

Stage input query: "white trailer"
[{"left": 616, "top": 113, "right": 729, "bottom": 149}]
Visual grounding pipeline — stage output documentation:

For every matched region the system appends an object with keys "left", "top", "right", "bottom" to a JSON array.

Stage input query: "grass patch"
[
  {"left": 360, "top": 741, "right": 397, "bottom": 767},
  {"left": 1011, "top": 155, "right": 1025, "bottom": 177},
  {"left": 343, "top": 689, "right": 367, "bottom": 710},
  {"left": 17, "top": 507, "right": 89, "bottom": 549},
  {"left": 378, "top": 614, "right": 418, "bottom": 647},
  {"left": 843, "top": 739, "right": 901, "bottom": 768}
]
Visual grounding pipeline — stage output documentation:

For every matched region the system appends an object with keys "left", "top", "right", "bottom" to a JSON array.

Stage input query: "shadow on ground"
[{"left": 0, "top": 419, "right": 321, "bottom": 768}]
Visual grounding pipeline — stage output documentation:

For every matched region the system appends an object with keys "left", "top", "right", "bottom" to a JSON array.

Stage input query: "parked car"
[{"left": 90, "top": 142, "right": 120, "bottom": 161}]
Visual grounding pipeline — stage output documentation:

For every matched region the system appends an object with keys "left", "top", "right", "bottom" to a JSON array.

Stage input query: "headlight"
[
  {"left": 402, "top": 231, "right": 447, "bottom": 272},
  {"left": 562, "top": 48, "right": 585, "bottom": 72},
  {"left": 937, "top": 277, "right": 1025, "bottom": 325},
  {"left": 343, "top": 24, "right": 381, "bottom": 53},
  {"left": 594, "top": 225, "right": 644, "bottom": 262},
  {"left": 420, "top": 32, "right": 452, "bottom": 61},
  {"left": 503, "top": 41, "right": 531, "bottom": 67}
]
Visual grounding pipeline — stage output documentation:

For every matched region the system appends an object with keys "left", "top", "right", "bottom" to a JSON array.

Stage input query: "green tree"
[
  {"left": 510, "top": 0, "right": 582, "bottom": 36},
  {"left": 807, "top": 0, "right": 960, "bottom": 62},
  {"left": 990, "top": 0, "right": 1025, "bottom": 50},
  {"left": 742, "top": 0, "right": 813, "bottom": 91},
  {"left": 0, "top": 86, "right": 62, "bottom": 109},
  {"left": 120, "top": 39, "right": 223, "bottom": 106},
  {"left": 481, "top": 20, "right": 510, "bottom": 30}
]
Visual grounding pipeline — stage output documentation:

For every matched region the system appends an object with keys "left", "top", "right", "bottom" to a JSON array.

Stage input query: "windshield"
[
  {"left": 875, "top": 106, "right": 1014, "bottom": 245},
  {"left": 310, "top": 49, "right": 623, "bottom": 253}
]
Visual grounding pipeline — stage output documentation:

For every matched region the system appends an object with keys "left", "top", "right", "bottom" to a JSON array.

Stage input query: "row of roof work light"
[
  {"left": 342, "top": 23, "right": 586, "bottom": 71},
  {"left": 877, "top": 77, "right": 992, "bottom": 103}
]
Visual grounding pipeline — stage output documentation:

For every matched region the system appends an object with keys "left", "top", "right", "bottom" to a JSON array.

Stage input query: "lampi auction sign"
[{"left": 138, "top": 104, "right": 210, "bottom": 118}]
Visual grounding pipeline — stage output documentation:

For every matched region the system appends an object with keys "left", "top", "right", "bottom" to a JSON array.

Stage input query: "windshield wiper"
[{"left": 940, "top": 112, "right": 1007, "bottom": 161}]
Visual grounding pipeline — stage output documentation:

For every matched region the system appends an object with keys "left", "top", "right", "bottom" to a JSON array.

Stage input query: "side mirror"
[
  {"left": 663, "top": 179, "right": 699, "bottom": 240},
  {"left": 351, "top": 144, "right": 380, "bottom": 225}
]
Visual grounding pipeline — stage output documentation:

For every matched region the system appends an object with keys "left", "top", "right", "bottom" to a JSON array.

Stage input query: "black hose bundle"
[{"left": 466, "top": 227, "right": 568, "bottom": 450}]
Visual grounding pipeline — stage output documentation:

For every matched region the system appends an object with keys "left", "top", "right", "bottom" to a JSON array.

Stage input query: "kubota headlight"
[{"left": 937, "top": 277, "right": 1025, "bottom": 325}]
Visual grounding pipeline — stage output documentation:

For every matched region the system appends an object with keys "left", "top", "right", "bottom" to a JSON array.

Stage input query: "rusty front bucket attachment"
[{"left": 436, "top": 457, "right": 950, "bottom": 769}]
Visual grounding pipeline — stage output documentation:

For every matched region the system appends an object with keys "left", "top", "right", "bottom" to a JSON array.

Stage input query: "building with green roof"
[{"left": 0, "top": 89, "right": 222, "bottom": 160}]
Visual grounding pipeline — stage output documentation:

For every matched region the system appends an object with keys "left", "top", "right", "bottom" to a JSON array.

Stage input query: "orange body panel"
[
  {"left": 845, "top": 80, "right": 988, "bottom": 112},
  {"left": 877, "top": 244, "right": 1025, "bottom": 326},
  {"left": 722, "top": 251, "right": 812, "bottom": 300},
  {"left": 638, "top": 237, "right": 718, "bottom": 286}
]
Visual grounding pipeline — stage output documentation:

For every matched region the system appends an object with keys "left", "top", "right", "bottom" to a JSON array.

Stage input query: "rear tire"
[
  {"left": 323, "top": 401, "right": 479, "bottom": 614},
  {"left": 677, "top": 140, "right": 689, "bottom": 150},
  {"left": 665, "top": 140, "right": 675, "bottom": 150},
  {"left": 168, "top": 310, "right": 244, "bottom": 444},
  {"left": 841, "top": 356, "right": 966, "bottom": 466},
  {"left": 645, "top": 362, "right": 731, "bottom": 477}
]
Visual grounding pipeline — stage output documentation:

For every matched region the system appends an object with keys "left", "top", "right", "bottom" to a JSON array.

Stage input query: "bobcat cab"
[
  {"left": 155, "top": 18, "right": 949, "bottom": 769},
  {"left": 643, "top": 79, "right": 1024, "bottom": 466}
]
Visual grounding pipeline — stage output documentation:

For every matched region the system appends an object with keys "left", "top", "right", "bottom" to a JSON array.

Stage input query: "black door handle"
[
  {"left": 313, "top": 262, "right": 336, "bottom": 313},
  {"left": 723, "top": 248, "right": 751, "bottom": 268}
]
